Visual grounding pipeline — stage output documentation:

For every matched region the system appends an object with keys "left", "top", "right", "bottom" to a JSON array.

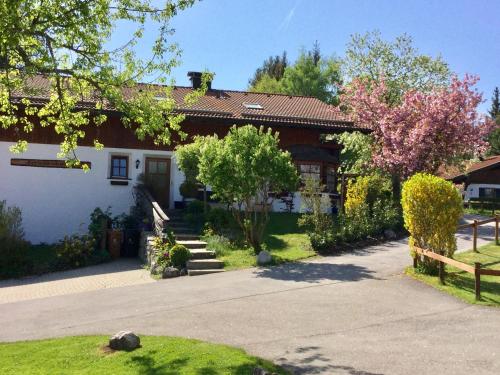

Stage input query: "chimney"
[{"left": 187, "top": 71, "right": 211, "bottom": 90}]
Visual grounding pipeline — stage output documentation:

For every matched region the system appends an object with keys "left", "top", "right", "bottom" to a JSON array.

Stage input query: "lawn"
[
  {"left": 406, "top": 242, "right": 500, "bottom": 307},
  {"left": 0, "top": 336, "right": 288, "bottom": 375},
  {"left": 205, "top": 212, "right": 316, "bottom": 270},
  {"left": 464, "top": 206, "right": 499, "bottom": 217}
]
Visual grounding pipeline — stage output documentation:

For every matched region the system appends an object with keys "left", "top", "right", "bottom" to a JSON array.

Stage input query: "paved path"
[
  {"left": 0, "top": 258, "right": 153, "bottom": 303},
  {"left": 0, "top": 223, "right": 498, "bottom": 374}
]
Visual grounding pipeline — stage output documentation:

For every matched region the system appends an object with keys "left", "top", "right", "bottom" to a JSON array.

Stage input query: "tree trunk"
[{"left": 391, "top": 173, "right": 401, "bottom": 206}]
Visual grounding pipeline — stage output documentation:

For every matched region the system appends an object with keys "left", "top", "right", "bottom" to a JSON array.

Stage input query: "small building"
[
  {"left": 449, "top": 155, "right": 500, "bottom": 200},
  {"left": 0, "top": 72, "right": 366, "bottom": 243}
]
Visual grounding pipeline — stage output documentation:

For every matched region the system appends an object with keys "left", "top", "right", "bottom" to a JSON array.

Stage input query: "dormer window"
[{"left": 243, "top": 102, "right": 263, "bottom": 110}]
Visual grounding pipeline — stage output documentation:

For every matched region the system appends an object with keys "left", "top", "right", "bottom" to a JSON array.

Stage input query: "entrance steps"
[{"left": 166, "top": 210, "right": 224, "bottom": 276}]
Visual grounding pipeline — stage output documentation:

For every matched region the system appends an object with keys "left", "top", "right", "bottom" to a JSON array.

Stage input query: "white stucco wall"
[
  {"left": 0, "top": 141, "right": 183, "bottom": 244},
  {"left": 464, "top": 183, "right": 500, "bottom": 200}
]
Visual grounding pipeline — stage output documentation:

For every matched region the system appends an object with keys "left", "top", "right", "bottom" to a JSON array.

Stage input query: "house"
[
  {"left": 448, "top": 155, "right": 500, "bottom": 200},
  {"left": 0, "top": 72, "right": 366, "bottom": 244}
]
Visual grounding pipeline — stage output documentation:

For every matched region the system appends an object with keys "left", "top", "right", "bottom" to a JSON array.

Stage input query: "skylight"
[{"left": 243, "top": 102, "right": 263, "bottom": 110}]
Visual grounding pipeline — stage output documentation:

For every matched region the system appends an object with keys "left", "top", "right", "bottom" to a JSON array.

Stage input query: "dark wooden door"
[{"left": 145, "top": 158, "right": 171, "bottom": 208}]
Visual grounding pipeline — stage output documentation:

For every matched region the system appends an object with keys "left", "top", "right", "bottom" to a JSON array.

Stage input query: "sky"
[{"left": 114, "top": 0, "right": 500, "bottom": 113}]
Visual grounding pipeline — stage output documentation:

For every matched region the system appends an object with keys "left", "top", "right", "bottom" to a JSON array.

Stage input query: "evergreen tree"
[
  {"left": 248, "top": 52, "right": 288, "bottom": 87},
  {"left": 249, "top": 43, "right": 342, "bottom": 104},
  {"left": 489, "top": 87, "right": 500, "bottom": 120}
]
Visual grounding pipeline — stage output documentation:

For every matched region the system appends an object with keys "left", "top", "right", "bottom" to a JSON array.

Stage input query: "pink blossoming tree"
[{"left": 341, "top": 74, "right": 493, "bottom": 180}]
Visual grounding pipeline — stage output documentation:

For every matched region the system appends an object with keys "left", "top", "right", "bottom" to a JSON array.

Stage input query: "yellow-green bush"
[
  {"left": 402, "top": 173, "right": 462, "bottom": 269},
  {"left": 345, "top": 173, "right": 392, "bottom": 215}
]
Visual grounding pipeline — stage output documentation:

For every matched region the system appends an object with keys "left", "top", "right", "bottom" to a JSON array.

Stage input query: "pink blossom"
[{"left": 341, "top": 75, "right": 494, "bottom": 178}]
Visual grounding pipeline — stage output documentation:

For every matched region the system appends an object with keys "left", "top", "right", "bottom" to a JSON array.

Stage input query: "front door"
[{"left": 145, "top": 157, "right": 171, "bottom": 208}]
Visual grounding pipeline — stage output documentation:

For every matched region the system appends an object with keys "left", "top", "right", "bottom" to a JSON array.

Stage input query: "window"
[
  {"left": 479, "top": 187, "right": 500, "bottom": 198},
  {"left": 298, "top": 163, "right": 321, "bottom": 181},
  {"left": 243, "top": 102, "right": 263, "bottom": 110},
  {"left": 110, "top": 156, "right": 128, "bottom": 179},
  {"left": 326, "top": 166, "right": 337, "bottom": 192}
]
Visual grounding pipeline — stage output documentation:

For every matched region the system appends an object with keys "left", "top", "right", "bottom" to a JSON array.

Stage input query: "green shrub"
[
  {"left": 402, "top": 173, "right": 462, "bottom": 273},
  {"left": 169, "top": 244, "right": 191, "bottom": 268},
  {"left": 298, "top": 178, "right": 335, "bottom": 253},
  {"left": 203, "top": 232, "right": 234, "bottom": 257},
  {"left": 55, "top": 234, "right": 95, "bottom": 270},
  {"left": 184, "top": 200, "right": 208, "bottom": 229},
  {"left": 345, "top": 173, "right": 392, "bottom": 215},
  {"left": 205, "top": 208, "right": 232, "bottom": 233},
  {"left": 88, "top": 207, "right": 112, "bottom": 248},
  {"left": 0, "top": 201, "right": 32, "bottom": 279},
  {"left": 299, "top": 174, "right": 402, "bottom": 253},
  {"left": 309, "top": 231, "right": 336, "bottom": 254},
  {"left": 151, "top": 233, "right": 177, "bottom": 273}
]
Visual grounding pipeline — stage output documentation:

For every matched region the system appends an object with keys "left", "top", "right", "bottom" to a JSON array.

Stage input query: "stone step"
[
  {"left": 175, "top": 233, "right": 200, "bottom": 241},
  {"left": 187, "top": 259, "right": 224, "bottom": 270},
  {"left": 177, "top": 240, "right": 207, "bottom": 249},
  {"left": 188, "top": 269, "right": 225, "bottom": 276},
  {"left": 189, "top": 249, "right": 216, "bottom": 259}
]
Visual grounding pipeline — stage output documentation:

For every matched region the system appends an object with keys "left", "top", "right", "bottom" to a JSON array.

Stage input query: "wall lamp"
[{"left": 135, "top": 159, "right": 141, "bottom": 169}]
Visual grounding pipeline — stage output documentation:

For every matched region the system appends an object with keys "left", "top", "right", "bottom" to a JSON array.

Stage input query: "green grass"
[
  {"left": 406, "top": 242, "right": 500, "bottom": 306},
  {"left": 464, "top": 206, "right": 499, "bottom": 217},
  {"left": 0, "top": 336, "right": 288, "bottom": 375},
  {"left": 207, "top": 213, "right": 315, "bottom": 270}
]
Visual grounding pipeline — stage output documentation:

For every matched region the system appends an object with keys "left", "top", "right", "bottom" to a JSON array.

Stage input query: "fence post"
[
  {"left": 438, "top": 251, "right": 445, "bottom": 285},
  {"left": 474, "top": 262, "right": 481, "bottom": 300},
  {"left": 496, "top": 214, "right": 499, "bottom": 246},
  {"left": 473, "top": 220, "right": 478, "bottom": 252},
  {"left": 413, "top": 255, "right": 418, "bottom": 269}
]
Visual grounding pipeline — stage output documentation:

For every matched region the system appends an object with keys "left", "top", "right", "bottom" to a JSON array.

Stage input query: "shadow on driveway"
[
  {"left": 280, "top": 346, "right": 384, "bottom": 375},
  {"left": 254, "top": 261, "right": 377, "bottom": 283}
]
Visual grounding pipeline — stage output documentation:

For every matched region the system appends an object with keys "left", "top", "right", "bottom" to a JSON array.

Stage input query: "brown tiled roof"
[
  {"left": 446, "top": 155, "right": 500, "bottom": 181},
  {"left": 11, "top": 75, "right": 364, "bottom": 131}
]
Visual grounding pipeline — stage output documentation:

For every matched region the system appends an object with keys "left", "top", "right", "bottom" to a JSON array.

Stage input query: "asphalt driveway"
[{"left": 0, "top": 221, "right": 498, "bottom": 374}]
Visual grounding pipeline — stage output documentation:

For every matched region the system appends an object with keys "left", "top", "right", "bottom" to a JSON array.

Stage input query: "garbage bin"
[{"left": 121, "top": 229, "right": 140, "bottom": 257}]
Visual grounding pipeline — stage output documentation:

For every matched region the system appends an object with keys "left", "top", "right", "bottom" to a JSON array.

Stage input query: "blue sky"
[{"left": 120, "top": 0, "right": 500, "bottom": 112}]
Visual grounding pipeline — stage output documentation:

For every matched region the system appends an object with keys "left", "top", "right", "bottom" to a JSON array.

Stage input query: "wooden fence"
[
  {"left": 413, "top": 246, "right": 500, "bottom": 300},
  {"left": 457, "top": 215, "right": 499, "bottom": 251},
  {"left": 413, "top": 216, "right": 500, "bottom": 300}
]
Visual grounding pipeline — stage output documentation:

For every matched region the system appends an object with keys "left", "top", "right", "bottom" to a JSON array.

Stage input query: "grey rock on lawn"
[
  {"left": 162, "top": 266, "right": 180, "bottom": 278},
  {"left": 257, "top": 250, "right": 272, "bottom": 266},
  {"left": 109, "top": 331, "right": 140, "bottom": 351}
]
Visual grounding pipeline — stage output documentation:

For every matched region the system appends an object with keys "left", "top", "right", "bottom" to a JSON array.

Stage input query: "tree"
[
  {"left": 248, "top": 52, "right": 288, "bottom": 87},
  {"left": 487, "top": 128, "right": 500, "bottom": 155},
  {"left": 343, "top": 31, "right": 450, "bottom": 104},
  {"left": 197, "top": 125, "right": 299, "bottom": 253},
  {"left": 0, "top": 0, "right": 203, "bottom": 167},
  {"left": 174, "top": 136, "right": 208, "bottom": 210},
  {"left": 249, "top": 74, "right": 284, "bottom": 94},
  {"left": 330, "top": 131, "right": 373, "bottom": 174},
  {"left": 249, "top": 44, "right": 342, "bottom": 104},
  {"left": 341, "top": 75, "right": 493, "bottom": 189},
  {"left": 280, "top": 50, "right": 342, "bottom": 104},
  {"left": 489, "top": 87, "right": 500, "bottom": 120}
]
